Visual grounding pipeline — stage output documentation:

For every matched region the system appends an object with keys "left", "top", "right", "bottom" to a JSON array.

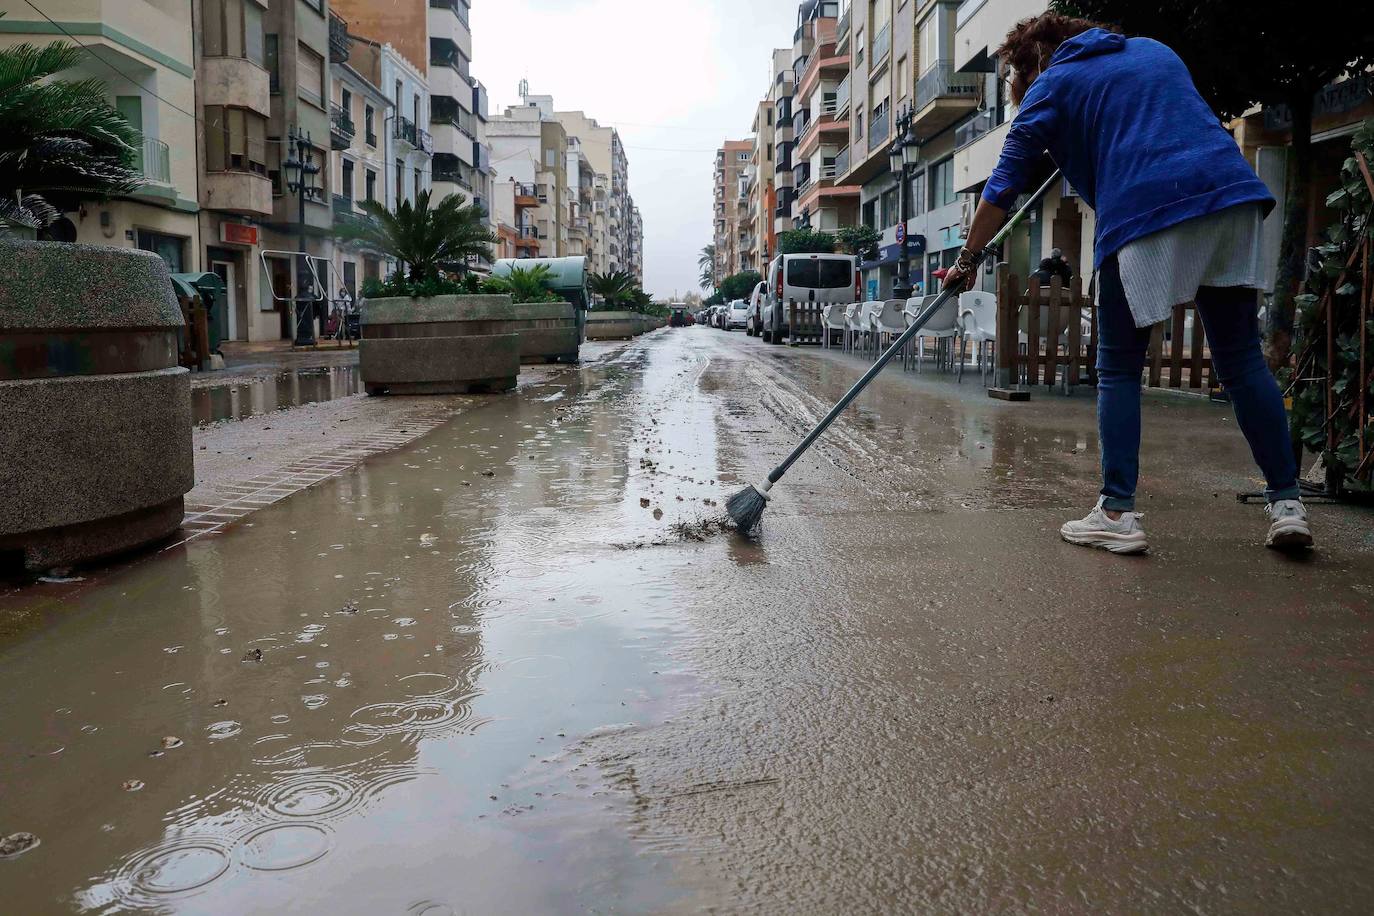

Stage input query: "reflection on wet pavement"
[
  {"left": 191, "top": 367, "right": 364, "bottom": 425},
  {"left": 3, "top": 328, "right": 1373, "bottom": 913}
]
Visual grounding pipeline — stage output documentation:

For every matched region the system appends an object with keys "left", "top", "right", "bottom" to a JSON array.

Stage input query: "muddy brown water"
[
  {"left": 191, "top": 367, "right": 364, "bottom": 425},
  {"left": 3, "top": 328, "right": 1374, "bottom": 913}
]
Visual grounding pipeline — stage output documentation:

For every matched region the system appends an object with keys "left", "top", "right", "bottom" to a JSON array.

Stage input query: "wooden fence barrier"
[{"left": 786, "top": 301, "right": 826, "bottom": 346}]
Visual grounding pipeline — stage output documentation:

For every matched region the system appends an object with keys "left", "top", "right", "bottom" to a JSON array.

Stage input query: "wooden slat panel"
[
  {"left": 1148, "top": 323, "right": 1164, "bottom": 388},
  {"left": 1189, "top": 304, "right": 1205, "bottom": 388},
  {"left": 1169, "top": 304, "right": 1186, "bottom": 388}
]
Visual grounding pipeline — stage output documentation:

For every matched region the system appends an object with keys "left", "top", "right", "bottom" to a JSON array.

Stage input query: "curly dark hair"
[{"left": 997, "top": 13, "right": 1120, "bottom": 104}]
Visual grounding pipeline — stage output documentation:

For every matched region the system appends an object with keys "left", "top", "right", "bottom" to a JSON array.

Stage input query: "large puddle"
[
  {"left": 191, "top": 367, "right": 364, "bottom": 425},
  {"left": 0, "top": 336, "right": 740, "bottom": 913}
]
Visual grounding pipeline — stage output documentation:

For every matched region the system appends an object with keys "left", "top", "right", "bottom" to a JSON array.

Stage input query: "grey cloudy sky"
[{"left": 471, "top": 0, "right": 799, "bottom": 298}]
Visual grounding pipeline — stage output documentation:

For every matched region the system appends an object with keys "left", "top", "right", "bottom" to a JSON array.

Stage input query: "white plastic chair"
[
  {"left": 822, "top": 303, "right": 847, "bottom": 349},
  {"left": 957, "top": 290, "right": 997, "bottom": 384},
  {"left": 868, "top": 299, "right": 906, "bottom": 362},
  {"left": 905, "top": 295, "right": 960, "bottom": 373}
]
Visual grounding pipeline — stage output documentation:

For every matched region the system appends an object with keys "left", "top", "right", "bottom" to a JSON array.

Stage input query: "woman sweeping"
[{"left": 944, "top": 13, "right": 1312, "bottom": 554}]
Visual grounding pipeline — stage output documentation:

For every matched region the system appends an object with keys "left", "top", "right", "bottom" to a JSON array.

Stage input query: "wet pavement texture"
[
  {"left": 2, "top": 327, "right": 1373, "bottom": 913},
  {"left": 191, "top": 367, "right": 364, "bottom": 426}
]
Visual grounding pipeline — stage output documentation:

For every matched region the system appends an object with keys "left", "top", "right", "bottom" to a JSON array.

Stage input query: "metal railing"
[
  {"left": 868, "top": 108, "right": 890, "bottom": 151},
  {"left": 916, "top": 60, "right": 982, "bottom": 110},
  {"left": 139, "top": 137, "right": 171, "bottom": 183}
]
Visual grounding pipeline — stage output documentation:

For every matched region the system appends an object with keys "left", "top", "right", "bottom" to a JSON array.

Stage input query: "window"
[
  {"left": 264, "top": 34, "right": 279, "bottom": 92},
  {"left": 880, "top": 187, "right": 899, "bottom": 227},
  {"left": 297, "top": 43, "right": 324, "bottom": 106},
  {"left": 341, "top": 159, "right": 354, "bottom": 200},
  {"left": 204, "top": 105, "right": 267, "bottom": 175},
  {"left": 929, "top": 157, "right": 954, "bottom": 209},
  {"left": 365, "top": 168, "right": 376, "bottom": 202},
  {"left": 267, "top": 136, "right": 282, "bottom": 195},
  {"left": 910, "top": 169, "right": 927, "bottom": 215},
  {"left": 204, "top": 0, "right": 263, "bottom": 64}
]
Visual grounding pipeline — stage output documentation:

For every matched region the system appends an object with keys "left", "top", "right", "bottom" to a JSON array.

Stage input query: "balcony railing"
[
  {"left": 834, "top": 145, "right": 850, "bottom": 177},
  {"left": 328, "top": 11, "right": 352, "bottom": 64},
  {"left": 872, "top": 22, "right": 890, "bottom": 66},
  {"left": 955, "top": 108, "right": 999, "bottom": 149},
  {"left": 868, "top": 108, "right": 890, "bottom": 152},
  {"left": 138, "top": 137, "right": 171, "bottom": 183},
  {"left": 916, "top": 60, "right": 982, "bottom": 111}
]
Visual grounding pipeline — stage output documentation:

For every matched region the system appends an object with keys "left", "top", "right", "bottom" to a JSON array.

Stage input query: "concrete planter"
[
  {"left": 360, "top": 294, "right": 523, "bottom": 394},
  {"left": 0, "top": 240, "right": 193, "bottom": 572},
  {"left": 586, "top": 310, "right": 647, "bottom": 340}
]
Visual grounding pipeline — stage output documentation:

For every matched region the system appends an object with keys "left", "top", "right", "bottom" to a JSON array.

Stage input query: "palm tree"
[
  {"left": 0, "top": 37, "right": 142, "bottom": 230},
  {"left": 338, "top": 189, "right": 496, "bottom": 280},
  {"left": 588, "top": 269, "right": 638, "bottom": 307},
  {"left": 698, "top": 244, "right": 716, "bottom": 291}
]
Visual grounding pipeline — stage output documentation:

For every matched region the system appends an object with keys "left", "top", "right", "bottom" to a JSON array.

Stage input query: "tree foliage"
[
  {"left": 777, "top": 229, "right": 837, "bottom": 255},
  {"left": 338, "top": 189, "right": 495, "bottom": 281},
  {"left": 0, "top": 36, "right": 142, "bottom": 230},
  {"left": 1282, "top": 120, "right": 1374, "bottom": 492},
  {"left": 1050, "top": 0, "right": 1374, "bottom": 364},
  {"left": 836, "top": 225, "right": 881, "bottom": 262},
  {"left": 718, "top": 270, "right": 762, "bottom": 302}
]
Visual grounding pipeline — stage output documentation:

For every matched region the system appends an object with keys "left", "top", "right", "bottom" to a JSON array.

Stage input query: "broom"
[{"left": 726, "top": 170, "right": 1063, "bottom": 533}]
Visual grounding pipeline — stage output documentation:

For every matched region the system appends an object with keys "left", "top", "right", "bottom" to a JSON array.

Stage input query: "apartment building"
[
  {"left": 0, "top": 1, "right": 200, "bottom": 274},
  {"left": 193, "top": 0, "right": 273, "bottom": 342},
  {"left": 555, "top": 110, "right": 634, "bottom": 275},
  {"left": 331, "top": 0, "right": 495, "bottom": 243},
  {"left": 769, "top": 49, "right": 798, "bottom": 242},
  {"left": 326, "top": 23, "right": 398, "bottom": 302},
  {"left": 713, "top": 139, "right": 754, "bottom": 281},
  {"left": 487, "top": 96, "right": 568, "bottom": 257},
  {"left": 792, "top": 1, "right": 859, "bottom": 233}
]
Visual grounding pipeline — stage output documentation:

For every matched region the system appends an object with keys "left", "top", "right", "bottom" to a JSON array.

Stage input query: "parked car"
[
  {"left": 725, "top": 299, "right": 750, "bottom": 331},
  {"left": 746, "top": 281, "right": 767, "bottom": 336},
  {"left": 760, "top": 253, "right": 861, "bottom": 344}
]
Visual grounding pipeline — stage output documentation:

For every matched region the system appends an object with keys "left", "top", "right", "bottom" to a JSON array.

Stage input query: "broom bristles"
[{"left": 725, "top": 484, "right": 768, "bottom": 534}]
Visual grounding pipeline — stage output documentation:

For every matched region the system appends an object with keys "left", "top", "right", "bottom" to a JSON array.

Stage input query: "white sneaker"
[
  {"left": 1265, "top": 499, "right": 1314, "bottom": 551},
  {"left": 1060, "top": 499, "right": 1148, "bottom": 554}
]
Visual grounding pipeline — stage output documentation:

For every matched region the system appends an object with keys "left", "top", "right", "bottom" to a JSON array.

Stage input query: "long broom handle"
[{"left": 766, "top": 170, "right": 1062, "bottom": 486}]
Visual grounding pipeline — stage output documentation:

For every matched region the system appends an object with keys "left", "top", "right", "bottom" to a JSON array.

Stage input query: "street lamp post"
[
  {"left": 888, "top": 105, "right": 920, "bottom": 302},
  {"left": 284, "top": 128, "right": 321, "bottom": 348}
]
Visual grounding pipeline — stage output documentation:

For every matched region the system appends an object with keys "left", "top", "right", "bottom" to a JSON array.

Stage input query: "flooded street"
[{"left": 3, "top": 328, "right": 1374, "bottom": 912}]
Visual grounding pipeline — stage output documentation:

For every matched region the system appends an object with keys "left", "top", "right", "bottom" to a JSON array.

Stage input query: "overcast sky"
[{"left": 471, "top": 0, "right": 799, "bottom": 298}]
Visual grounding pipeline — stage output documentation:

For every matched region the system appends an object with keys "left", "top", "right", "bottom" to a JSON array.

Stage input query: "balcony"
[
  {"left": 914, "top": 61, "right": 982, "bottom": 133},
  {"left": 328, "top": 11, "right": 352, "bottom": 64},
  {"left": 329, "top": 104, "right": 355, "bottom": 150},
  {"left": 868, "top": 108, "right": 890, "bottom": 152},
  {"left": 871, "top": 22, "right": 890, "bottom": 68},
  {"left": 429, "top": 0, "right": 470, "bottom": 28}
]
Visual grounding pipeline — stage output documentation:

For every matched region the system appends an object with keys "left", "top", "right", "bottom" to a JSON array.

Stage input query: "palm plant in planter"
[
  {"left": 339, "top": 189, "right": 496, "bottom": 283},
  {"left": 0, "top": 35, "right": 143, "bottom": 231}
]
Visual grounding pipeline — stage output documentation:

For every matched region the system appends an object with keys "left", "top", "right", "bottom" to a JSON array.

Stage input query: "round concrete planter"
[
  {"left": 0, "top": 240, "right": 193, "bottom": 572},
  {"left": 360, "top": 295, "right": 526, "bottom": 394},
  {"left": 585, "top": 310, "right": 648, "bottom": 341}
]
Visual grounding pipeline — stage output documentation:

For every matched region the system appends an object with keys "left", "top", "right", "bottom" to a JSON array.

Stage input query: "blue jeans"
[{"left": 1095, "top": 255, "right": 1300, "bottom": 512}]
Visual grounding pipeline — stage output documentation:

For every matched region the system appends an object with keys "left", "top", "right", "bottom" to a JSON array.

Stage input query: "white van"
[
  {"left": 746, "top": 281, "right": 767, "bottom": 337},
  {"left": 761, "top": 253, "right": 860, "bottom": 344}
]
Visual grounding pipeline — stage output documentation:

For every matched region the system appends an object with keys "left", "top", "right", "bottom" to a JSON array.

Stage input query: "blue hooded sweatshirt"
[{"left": 982, "top": 29, "right": 1274, "bottom": 268}]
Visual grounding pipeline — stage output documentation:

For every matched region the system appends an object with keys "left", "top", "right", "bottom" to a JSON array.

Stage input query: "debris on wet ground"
[{"left": 0, "top": 832, "right": 40, "bottom": 859}]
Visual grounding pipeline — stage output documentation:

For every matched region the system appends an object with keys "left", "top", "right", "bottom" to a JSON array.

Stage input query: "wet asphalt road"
[{"left": 2, "top": 327, "right": 1373, "bottom": 913}]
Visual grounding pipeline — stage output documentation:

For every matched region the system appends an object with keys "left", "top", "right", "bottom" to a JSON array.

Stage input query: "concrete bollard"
[{"left": 0, "top": 240, "right": 194, "bottom": 572}]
